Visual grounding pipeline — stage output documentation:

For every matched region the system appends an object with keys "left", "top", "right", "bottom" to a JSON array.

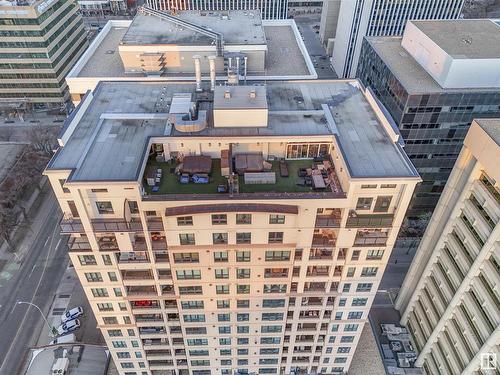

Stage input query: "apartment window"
[
  {"left": 374, "top": 196, "right": 392, "bottom": 212},
  {"left": 221, "top": 359, "right": 232, "bottom": 365},
  {"left": 334, "top": 358, "right": 347, "bottom": 364},
  {"left": 236, "top": 232, "right": 251, "bottom": 244},
  {"left": 361, "top": 184, "right": 377, "bottom": 189},
  {"left": 187, "top": 339, "right": 208, "bottom": 346},
  {"left": 259, "top": 369, "right": 278, "bottom": 374},
  {"left": 326, "top": 348, "right": 333, "bottom": 354},
  {"left": 237, "top": 269, "right": 251, "bottom": 279},
  {"left": 112, "top": 341, "right": 127, "bottom": 348},
  {"left": 119, "top": 303, "right": 127, "bottom": 311},
  {"left": 173, "top": 252, "right": 199, "bottom": 263},
  {"left": 335, "top": 312, "right": 343, "bottom": 320},
  {"left": 238, "top": 348, "right": 249, "bottom": 355},
  {"left": 103, "top": 317, "right": 118, "bottom": 325},
  {"left": 108, "top": 329, "right": 122, "bottom": 337},
  {"left": 113, "top": 288, "right": 122, "bottom": 297},
  {"left": 179, "top": 234, "right": 195, "bottom": 245},
  {"left": 219, "top": 338, "right": 231, "bottom": 345},
  {"left": 127, "top": 329, "right": 135, "bottom": 336},
  {"left": 237, "top": 313, "right": 249, "bottom": 322},
  {"left": 213, "top": 233, "right": 228, "bottom": 244},
  {"left": 237, "top": 300, "right": 250, "bottom": 308},
  {"left": 177, "top": 216, "right": 193, "bottom": 226},
  {"left": 268, "top": 232, "right": 284, "bottom": 243},
  {"left": 344, "top": 324, "right": 359, "bottom": 332},
  {"left": 183, "top": 314, "right": 205, "bottom": 323},
  {"left": 102, "top": 254, "right": 112, "bottom": 265},
  {"left": 214, "top": 251, "right": 228, "bottom": 262},
  {"left": 381, "top": 184, "right": 396, "bottom": 188},
  {"left": 264, "top": 284, "right": 287, "bottom": 293},
  {"left": 265, "top": 250, "right": 290, "bottom": 261},
  {"left": 236, "top": 251, "right": 251, "bottom": 262},
  {"left": 237, "top": 285, "right": 250, "bottom": 294},
  {"left": 217, "top": 300, "right": 230, "bottom": 309},
  {"left": 352, "top": 298, "right": 368, "bottom": 306},
  {"left": 261, "top": 325, "right": 282, "bottom": 333},
  {"left": 331, "top": 324, "right": 339, "bottom": 332},
  {"left": 237, "top": 338, "right": 249, "bottom": 345},
  {"left": 346, "top": 267, "right": 355, "bottom": 277},
  {"left": 348, "top": 312, "right": 363, "bottom": 319},
  {"left": 361, "top": 267, "right": 378, "bottom": 277},
  {"left": 215, "top": 269, "right": 229, "bottom": 279},
  {"left": 262, "top": 299, "right": 286, "bottom": 308},
  {"left": 189, "top": 350, "right": 209, "bottom": 356},
  {"left": 356, "top": 283, "right": 372, "bottom": 292},
  {"left": 356, "top": 197, "right": 372, "bottom": 210},
  {"left": 329, "top": 336, "right": 336, "bottom": 343},
  {"left": 97, "top": 303, "right": 113, "bottom": 312},
  {"left": 261, "top": 337, "right": 280, "bottom": 344},
  {"left": 212, "top": 214, "right": 227, "bottom": 225},
  {"left": 216, "top": 285, "right": 230, "bottom": 294},
  {"left": 191, "top": 360, "right": 210, "bottom": 366},
  {"left": 108, "top": 272, "right": 117, "bottom": 282},
  {"left": 128, "top": 201, "right": 139, "bottom": 214},
  {"left": 269, "top": 214, "right": 285, "bottom": 224},
  {"left": 131, "top": 341, "right": 139, "bottom": 348},
  {"left": 342, "top": 283, "right": 351, "bottom": 292},
  {"left": 260, "top": 348, "right": 279, "bottom": 355},
  {"left": 236, "top": 214, "right": 252, "bottom": 224},
  {"left": 340, "top": 336, "right": 355, "bottom": 343},
  {"left": 366, "top": 250, "right": 384, "bottom": 260},
  {"left": 120, "top": 363, "right": 134, "bottom": 369},
  {"left": 135, "top": 352, "right": 142, "bottom": 359},
  {"left": 262, "top": 313, "right": 284, "bottom": 321},
  {"left": 91, "top": 288, "right": 108, "bottom": 297},
  {"left": 338, "top": 347, "right": 350, "bottom": 354},
  {"left": 186, "top": 327, "right": 207, "bottom": 335},
  {"left": 181, "top": 301, "right": 204, "bottom": 309},
  {"left": 220, "top": 349, "right": 232, "bottom": 355},
  {"left": 179, "top": 286, "right": 203, "bottom": 295},
  {"left": 78, "top": 255, "right": 96, "bottom": 266},
  {"left": 176, "top": 270, "right": 202, "bottom": 280},
  {"left": 237, "top": 326, "right": 249, "bottom": 333},
  {"left": 338, "top": 298, "right": 346, "bottom": 307},
  {"left": 351, "top": 250, "right": 360, "bottom": 261},
  {"left": 96, "top": 201, "right": 114, "bottom": 214},
  {"left": 219, "top": 326, "right": 231, "bottom": 334}
]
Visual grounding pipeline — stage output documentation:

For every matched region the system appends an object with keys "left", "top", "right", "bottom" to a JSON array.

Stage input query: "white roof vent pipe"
[
  {"left": 208, "top": 56, "right": 216, "bottom": 91},
  {"left": 224, "top": 90, "right": 231, "bottom": 99},
  {"left": 249, "top": 89, "right": 256, "bottom": 99},
  {"left": 193, "top": 55, "right": 202, "bottom": 92}
]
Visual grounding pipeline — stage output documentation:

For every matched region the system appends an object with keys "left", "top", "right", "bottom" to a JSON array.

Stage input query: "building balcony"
[
  {"left": 314, "top": 212, "right": 341, "bottom": 228},
  {"left": 122, "top": 270, "right": 154, "bottom": 280},
  {"left": 68, "top": 237, "right": 91, "bottom": 252},
  {"left": 131, "top": 300, "right": 161, "bottom": 310},
  {"left": 91, "top": 218, "right": 143, "bottom": 232},
  {"left": 142, "top": 157, "right": 347, "bottom": 201},
  {"left": 116, "top": 252, "right": 149, "bottom": 263},
  {"left": 126, "top": 286, "right": 157, "bottom": 296},
  {"left": 142, "top": 338, "right": 169, "bottom": 347},
  {"left": 154, "top": 252, "right": 169, "bottom": 263},
  {"left": 139, "top": 327, "right": 167, "bottom": 335},
  {"left": 147, "top": 218, "right": 164, "bottom": 231},
  {"left": 353, "top": 231, "right": 388, "bottom": 246},
  {"left": 97, "top": 236, "right": 119, "bottom": 251},
  {"left": 303, "top": 282, "right": 326, "bottom": 292},
  {"left": 306, "top": 267, "right": 329, "bottom": 277},
  {"left": 308, "top": 248, "right": 333, "bottom": 260},
  {"left": 346, "top": 213, "right": 394, "bottom": 228},
  {"left": 135, "top": 314, "right": 164, "bottom": 323},
  {"left": 311, "top": 235, "right": 336, "bottom": 247},
  {"left": 60, "top": 218, "right": 84, "bottom": 233}
]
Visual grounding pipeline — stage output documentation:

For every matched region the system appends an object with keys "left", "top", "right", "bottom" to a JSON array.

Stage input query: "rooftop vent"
[
  {"left": 249, "top": 90, "right": 256, "bottom": 99},
  {"left": 224, "top": 90, "right": 231, "bottom": 99}
]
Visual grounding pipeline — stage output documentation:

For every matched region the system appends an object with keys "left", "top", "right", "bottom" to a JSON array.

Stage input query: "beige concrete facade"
[
  {"left": 0, "top": 0, "right": 88, "bottom": 110},
  {"left": 396, "top": 119, "right": 500, "bottom": 374},
  {"left": 45, "top": 80, "right": 420, "bottom": 375}
]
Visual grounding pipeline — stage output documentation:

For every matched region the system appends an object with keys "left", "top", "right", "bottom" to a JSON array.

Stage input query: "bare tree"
[
  {"left": 27, "top": 126, "right": 58, "bottom": 156},
  {"left": 462, "top": 0, "right": 500, "bottom": 18}
]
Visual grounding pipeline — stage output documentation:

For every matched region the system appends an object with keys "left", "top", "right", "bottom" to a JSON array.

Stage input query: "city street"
[{"left": 0, "top": 193, "right": 67, "bottom": 375}]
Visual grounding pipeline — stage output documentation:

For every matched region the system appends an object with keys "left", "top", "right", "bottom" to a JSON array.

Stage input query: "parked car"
[
  {"left": 56, "top": 319, "right": 81, "bottom": 336},
  {"left": 61, "top": 306, "right": 83, "bottom": 323},
  {"left": 49, "top": 333, "right": 76, "bottom": 345}
]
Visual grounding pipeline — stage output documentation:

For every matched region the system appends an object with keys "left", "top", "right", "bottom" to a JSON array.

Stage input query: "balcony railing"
[
  {"left": 346, "top": 214, "right": 394, "bottom": 228},
  {"left": 154, "top": 252, "right": 169, "bottom": 263},
  {"left": 311, "top": 236, "right": 336, "bottom": 247},
  {"left": 91, "top": 218, "right": 143, "bottom": 232},
  {"left": 147, "top": 218, "right": 164, "bottom": 231},
  {"left": 122, "top": 270, "right": 154, "bottom": 280},
  {"left": 116, "top": 252, "right": 149, "bottom": 263},
  {"left": 126, "top": 287, "right": 157, "bottom": 296},
  {"left": 60, "top": 218, "right": 84, "bottom": 233},
  {"left": 306, "top": 270, "right": 329, "bottom": 277},
  {"left": 308, "top": 250, "right": 333, "bottom": 260},
  {"left": 314, "top": 216, "right": 341, "bottom": 228},
  {"left": 264, "top": 272, "right": 289, "bottom": 278},
  {"left": 68, "top": 237, "right": 91, "bottom": 251},
  {"left": 353, "top": 236, "right": 388, "bottom": 246}
]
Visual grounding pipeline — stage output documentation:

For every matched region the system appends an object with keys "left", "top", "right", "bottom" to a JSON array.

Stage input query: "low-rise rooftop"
[
  {"left": 122, "top": 10, "right": 266, "bottom": 46},
  {"left": 47, "top": 80, "right": 418, "bottom": 185}
]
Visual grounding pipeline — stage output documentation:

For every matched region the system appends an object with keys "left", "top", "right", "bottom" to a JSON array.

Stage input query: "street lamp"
[{"left": 16, "top": 301, "right": 57, "bottom": 337}]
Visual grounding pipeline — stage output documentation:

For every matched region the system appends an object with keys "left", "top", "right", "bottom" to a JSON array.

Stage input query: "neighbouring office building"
[
  {"left": 357, "top": 19, "right": 500, "bottom": 216},
  {"left": 145, "top": 0, "right": 288, "bottom": 19},
  {"left": 0, "top": 0, "right": 88, "bottom": 113},
  {"left": 77, "top": 0, "right": 128, "bottom": 14},
  {"left": 44, "top": 79, "right": 420, "bottom": 375},
  {"left": 323, "top": 0, "right": 464, "bottom": 78},
  {"left": 396, "top": 118, "right": 500, "bottom": 374}
]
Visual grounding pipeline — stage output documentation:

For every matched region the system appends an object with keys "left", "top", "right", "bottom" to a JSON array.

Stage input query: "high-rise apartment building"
[
  {"left": 323, "top": 0, "right": 464, "bottom": 78},
  {"left": 0, "top": 0, "right": 88, "bottom": 112},
  {"left": 357, "top": 19, "right": 500, "bottom": 216},
  {"left": 44, "top": 79, "right": 420, "bottom": 375},
  {"left": 145, "top": 0, "right": 288, "bottom": 19},
  {"left": 395, "top": 118, "right": 500, "bottom": 374}
]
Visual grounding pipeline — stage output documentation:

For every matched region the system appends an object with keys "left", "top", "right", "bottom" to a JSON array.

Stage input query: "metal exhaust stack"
[
  {"left": 208, "top": 56, "right": 216, "bottom": 91},
  {"left": 193, "top": 55, "right": 202, "bottom": 92}
]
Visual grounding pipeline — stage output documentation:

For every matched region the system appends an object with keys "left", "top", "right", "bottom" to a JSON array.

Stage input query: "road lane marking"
[{"left": 28, "top": 264, "right": 37, "bottom": 278}]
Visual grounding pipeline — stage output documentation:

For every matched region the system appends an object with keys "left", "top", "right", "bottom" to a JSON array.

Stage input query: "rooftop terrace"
[{"left": 47, "top": 80, "right": 419, "bottom": 194}]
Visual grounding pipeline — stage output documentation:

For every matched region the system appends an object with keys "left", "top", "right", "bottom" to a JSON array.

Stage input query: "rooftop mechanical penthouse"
[{"left": 44, "top": 80, "right": 420, "bottom": 375}]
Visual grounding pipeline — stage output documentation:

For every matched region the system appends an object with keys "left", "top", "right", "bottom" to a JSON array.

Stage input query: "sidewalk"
[{"left": 0, "top": 185, "right": 59, "bottom": 291}]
